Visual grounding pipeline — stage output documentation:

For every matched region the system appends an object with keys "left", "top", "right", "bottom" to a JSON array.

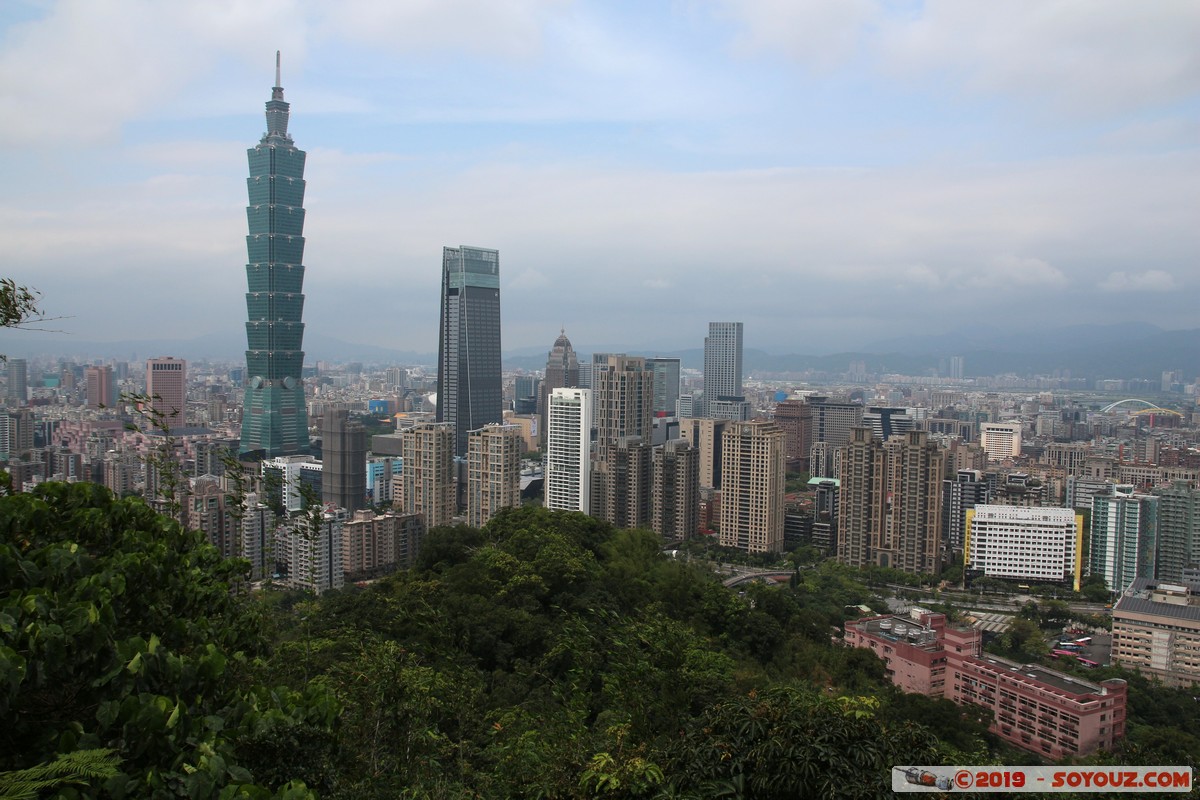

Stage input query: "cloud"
[
  {"left": 715, "top": 0, "right": 1200, "bottom": 118},
  {"left": 313, "top": 0, "right": 565, "bottom": 59},
  {"left": 1099, "top": 270, "right": 1178, "bottom": 292},
  {"left": 883, "top": 0, "right": 1200, "bottom": 117},
  {"left": 643, "top": 278, "right": 671, "bottom": 290},
  {"left": 963, "top": 255, "right": 1068, "bottom": 290},
  {"left": 715, "top": 0, "right": 879, "bottom": 70}
]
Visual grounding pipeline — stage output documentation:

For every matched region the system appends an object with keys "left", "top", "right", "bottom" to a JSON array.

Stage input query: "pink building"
[
  {"left": 146, "top": 357, "right": 187, "bottom": 428},
  {"left": 846, "top": 613, "right": 1126, "bottom": 758}
]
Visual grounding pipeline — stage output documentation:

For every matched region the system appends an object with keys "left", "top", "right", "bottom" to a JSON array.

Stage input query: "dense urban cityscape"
[{"left": 3, "top": 4, "right": 1199, "bottom": 796}]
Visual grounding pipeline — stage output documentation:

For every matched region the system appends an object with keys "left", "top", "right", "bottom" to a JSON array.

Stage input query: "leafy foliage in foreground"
[
  {"left": 9, "top": 488, "right": 1191, "bottom": 798},
  {"left": 0, "top": 482, "right": 336, "bottom": 798}
]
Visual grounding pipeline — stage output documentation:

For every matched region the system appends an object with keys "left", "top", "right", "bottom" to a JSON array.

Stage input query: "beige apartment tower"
[
  {"left": 400, "top": 422, "right": 456, "bottom": 530},
  {"left": 466, "top": 423, "right": 522, "bottom": 528},
  {"left": 838, "top": 428, "right": 945, "bottom": 575},
  {"left": 719, "top": 420, "right": 785, "bottom": 553},
  {"left": 680, "top": 417, "right": 729, "bottom": 490}
]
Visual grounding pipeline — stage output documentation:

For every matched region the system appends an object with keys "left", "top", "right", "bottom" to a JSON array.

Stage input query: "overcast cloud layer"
[{"left": 1, "top": 0, "right": 1197, "bottom": 359}]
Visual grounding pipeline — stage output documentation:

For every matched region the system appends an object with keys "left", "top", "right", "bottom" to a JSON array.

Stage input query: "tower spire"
[{"left": 266, "top": 50, "right": 289, "bottom": 137}]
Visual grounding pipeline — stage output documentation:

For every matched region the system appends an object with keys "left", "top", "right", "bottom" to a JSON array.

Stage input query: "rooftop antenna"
[{"left": 275, "top": 50, "right": 281, "bottom": 88}]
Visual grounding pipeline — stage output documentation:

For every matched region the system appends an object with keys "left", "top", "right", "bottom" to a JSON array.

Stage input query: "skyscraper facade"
[
  {"left": 808, "top": 396, "right": 865, "bottom": 448},
  {"left": 5, "top": 358, "right": 27, "bottom": 406},
  {"left": 322, "top": 409, "right": 366, "bottom": 513},
  {"left": 240, "top": 54, "right": 310, "bottom": 457},
  {"left": 437, "top": 245, "right": 502, "bottom": 457},
  {"left": 1151, "top": 481, "right": 1200, "bottom": 584},
  {"left": 539, "top": 329, "right": 579, "bottom": 445},
  {"left": 719, "top": 420, "right": 785, "bottom": 553},
  {"left": 703, "top": 322, "right": 750, "bottom": 421},
  {"left": 146, "top": 357, "right": 186, "bottom": 428},
  {"left": 1091, "top": 488, "right": 1158, "bottom": 594},
  {"left": 646, "top": 357, "right": 681, "bottom": 418},
  {"left": 545, "top": 388, "right": 591, "bottom": 513},
  {"left": 85, "top": 365, "right": 115, "bottom": 410}
]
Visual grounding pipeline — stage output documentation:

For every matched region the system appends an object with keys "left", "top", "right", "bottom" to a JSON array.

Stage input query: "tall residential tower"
[{"left": 240, "top": 53, "right": 310, "bottom": 456}]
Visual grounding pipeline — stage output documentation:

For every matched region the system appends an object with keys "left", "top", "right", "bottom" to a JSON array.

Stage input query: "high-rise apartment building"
[
  {"left": 943, "top": 469, "right": 989, "bottom": 553},
  {"left": 1152, "top": 481, "right": 1200, "bottom": 584},
  {"left": 1091, "top": 487, "right": 1158, "bottom": 594},
  {"left": 437, "top": 245, "right": 502, "bottom": 457},
  {"left": 466, "top": 423, "right": 522, "bottom": 528},
  {"left": 646, "top": 357, "right": 681, "bottom": 418},
  {"left": 680, "top": 417, "right": 729, "bottom": 490},
  {"left": 652, "top": 439, "right": 699, "bottom": 540},
  {"left": 591, "top": 356, "right": 654, "bottom": 526},
  {"left": 400, "top": 423, "right": 456, "bottom": 530},
  {"left": 600, "top": 436, "right": 651, "bottom": 530},
  {"left": 5, "top": 358, "right": 26, "bottom": 406},
  {"left": 773, "top": 399, "right": 812, "bottom": 472},
  {"left": 539, "top": 329, "right": 579, "bottom": 445},
  {"left": 189, "top": 478, "right": 236, "bottom": 559},
  {"left": 240, "top": 492, "right": 274, "bottom": 580},
  {"left": 275, "top": 506, "right": 345, "bottom": 594},
  {"left": 322, "top": 409, "right": 366, "bottom": 513},
  {"left": 85, "top": 366, "right": 115, "bottom": 410},
  {"left": 341, "top": 509, "right": 425, "bottom": 580},
  {"left": 719, "top": 420, "right": 785, "bottom": 553},
  {"left": 838, "top": 428, "right": 945, "bottom": 575},
  {"left": 545, "top": 388, "right": 591, "bottom": 513},
  {"left": 591, "top": 355, "right": 654, "bottom": 458},
  {"left": 146, "top": 357, "right": 187, "bottom": 428},
  {"left": 240, "top": 54, "right": 310, "bottom": 457},
  {"left": 704, "top": 322, "right": 750, "bottom": 421}
]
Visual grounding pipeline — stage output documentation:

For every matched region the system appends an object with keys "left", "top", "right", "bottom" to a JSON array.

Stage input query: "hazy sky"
[{"left": 2, "top": 0, "right": 1198, "bottom": 358}]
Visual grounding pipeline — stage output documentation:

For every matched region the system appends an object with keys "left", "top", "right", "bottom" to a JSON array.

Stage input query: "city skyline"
[{"left": 1, "top": 3, "right": 1198, "bottom": 357}]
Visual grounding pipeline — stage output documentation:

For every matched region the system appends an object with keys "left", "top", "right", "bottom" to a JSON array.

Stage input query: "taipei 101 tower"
[{"left": 240, "top": 53, "right": 310, "bottom": 456}]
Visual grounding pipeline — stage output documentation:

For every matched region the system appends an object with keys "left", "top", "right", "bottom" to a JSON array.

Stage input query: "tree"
[
  {"left": 0, "top": 482, "right": 337, "bottom": 797},
  {"left": 0, "top": 279, "right": 43, "bottom": 330}
]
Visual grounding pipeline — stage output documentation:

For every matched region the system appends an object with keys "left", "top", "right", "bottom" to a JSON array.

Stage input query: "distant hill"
[{"left": 6, "top": 322, "right": 1195, "bottom": 380}]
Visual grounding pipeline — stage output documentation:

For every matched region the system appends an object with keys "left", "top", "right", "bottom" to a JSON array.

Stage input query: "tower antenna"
[{"left": 275, "top": 50, "right": 281, "bottom": 87}]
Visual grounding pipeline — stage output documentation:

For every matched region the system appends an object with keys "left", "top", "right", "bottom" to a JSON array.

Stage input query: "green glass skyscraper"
[{"left": 240, "top": 53, "right": 310, "bottom": 456}]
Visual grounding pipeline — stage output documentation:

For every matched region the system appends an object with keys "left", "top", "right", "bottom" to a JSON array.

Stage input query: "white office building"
[
  {"left": 980, "top": 421, "right": 1022, "bottom": 461},
  {"left": 965, "top": 504, "right": 1083, "bottom": 589}
]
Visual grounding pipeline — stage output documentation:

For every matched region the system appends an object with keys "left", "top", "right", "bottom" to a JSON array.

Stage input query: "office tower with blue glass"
[
  {"left": 437, "top": 246, "right": 502, "bottom": 457},
  {"left": 240, "top": 53, "right": 310, "bottom": 457}
]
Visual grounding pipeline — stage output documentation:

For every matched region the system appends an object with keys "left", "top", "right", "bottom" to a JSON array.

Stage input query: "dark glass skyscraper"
[
  {"left": 240, "top": 53, "right": 310, "bottom": 456},
  {"left": 437, "top": 245, "right": 502, "bottom": 458}
]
